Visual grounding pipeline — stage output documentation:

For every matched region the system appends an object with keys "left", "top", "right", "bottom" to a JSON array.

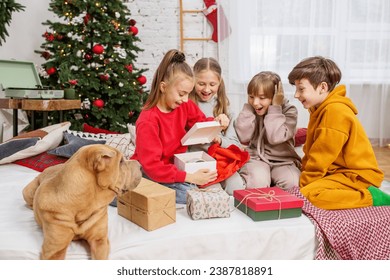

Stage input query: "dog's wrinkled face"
[
  {"left": 82, "top": 145, "right": 142, "bottom": 195},
  {"left": 111, "top": 159, "right": 142, "bottom": 195}
]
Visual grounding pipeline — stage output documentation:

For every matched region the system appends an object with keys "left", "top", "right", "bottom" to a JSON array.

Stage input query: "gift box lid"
[
  {"left": 233, "top": 187, "right": 304, "bottom": 211},
  {"left": 181, "top": 121, "right": 222, "bottom": 146},
  {"left": 0, "top": 59, "right": 42, "bottom": 90}
]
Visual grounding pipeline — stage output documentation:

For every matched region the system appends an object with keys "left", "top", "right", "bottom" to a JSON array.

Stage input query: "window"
[
  {"left": 218, "top": 0, "right": 390, "bottom": 145},
  {"left": 220, "top": 0, "right": 390, "bottom": 84}
]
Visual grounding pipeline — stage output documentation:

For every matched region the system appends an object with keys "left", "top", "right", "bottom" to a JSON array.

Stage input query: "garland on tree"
[
  {"left": 35, "top": 0, "right": 148, "bottom": 133},
  {"left": 0, "top": 0, "right": 25, "bottom": 45}
]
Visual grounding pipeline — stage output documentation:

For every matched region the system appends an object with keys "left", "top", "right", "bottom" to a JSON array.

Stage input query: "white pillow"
[
  {"left": 105, "top": 133, "right": 135, "bottom": 159},
  {"left": 0, "top": 122, "right": 71, "bottom": 164},
  {"left": 127, "top": 123, "right": 136, "bottom": 145},
  {"left": 66, "top": 129, "right": 114, "bottom": 141}
]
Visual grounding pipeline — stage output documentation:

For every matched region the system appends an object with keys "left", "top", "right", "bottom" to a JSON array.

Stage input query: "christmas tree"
[{"left": 35, "top": 0, "right": 148, "bottom": 132}]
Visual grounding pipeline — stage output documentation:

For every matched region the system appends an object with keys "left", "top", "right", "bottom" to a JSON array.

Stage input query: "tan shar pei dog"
[{"left": 22, "top": 144, "right": 142, "bottom": 260}]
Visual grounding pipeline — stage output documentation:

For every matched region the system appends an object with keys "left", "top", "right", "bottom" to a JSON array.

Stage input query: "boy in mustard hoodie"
[{"left": 288, "top": 56, "right": 390, "bottom": 210}]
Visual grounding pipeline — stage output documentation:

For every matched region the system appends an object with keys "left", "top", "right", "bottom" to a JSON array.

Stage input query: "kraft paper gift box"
[
  {"left": 174, "top": 121, "right": 222, "bottom": 173},
  {"left": 117, "top": 178, "right": 176, "bottom": 231},
  {"left": 186, "top": 186, "right": 230, "bottom": 220},
  {"left": 233, "top": 187, "right": 304, "bottom": 221}
]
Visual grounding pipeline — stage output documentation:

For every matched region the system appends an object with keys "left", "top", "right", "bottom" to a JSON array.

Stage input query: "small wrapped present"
[
  {"left": 186, "top": 186, "right": 230, "bottom": 220},
  {"left": 233, "top": 187, "right": 304, "bottom": 221},
  {"left": 118, "top": 178, "right": 176, "bottom": 231}
]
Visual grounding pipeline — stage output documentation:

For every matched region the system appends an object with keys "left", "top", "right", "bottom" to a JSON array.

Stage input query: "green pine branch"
[{"left": 0, "top": 0, "right": 26, "bottom": 45}]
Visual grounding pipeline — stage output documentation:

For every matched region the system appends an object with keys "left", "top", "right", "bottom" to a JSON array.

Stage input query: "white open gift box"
[{"left": 174, "top": 121, "right": 222, "bottom": 173}]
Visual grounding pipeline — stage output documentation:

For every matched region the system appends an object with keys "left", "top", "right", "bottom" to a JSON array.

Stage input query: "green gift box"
[{"left": 233, "top": 187, "right": 304, "bottom": 221}]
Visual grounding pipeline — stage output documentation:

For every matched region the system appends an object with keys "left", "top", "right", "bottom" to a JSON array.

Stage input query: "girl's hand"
[
  {"left": 212, "top": 136, "right": 221, "bottom": 145},
  {"left": 185, "top": 169, "right": 218, "bottom": 185},
  {"left": 272, "top": 81, "right": 284, "bottom": 106},
  {"left": 214, "top": 113, "right": 230, "bottom": 129}
]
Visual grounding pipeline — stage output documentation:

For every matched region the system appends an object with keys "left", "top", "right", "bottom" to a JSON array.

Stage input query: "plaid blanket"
[
  {"left": 288, "top": 186, "right": 390, "bottom": 260},
  {"left": 14, "top": 152, "right": 67, "bottom": 172}
]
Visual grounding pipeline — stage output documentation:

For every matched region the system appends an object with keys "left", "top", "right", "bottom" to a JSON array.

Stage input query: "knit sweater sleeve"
[
  {"left": 220, "top": 111, "right": 242, "bottom": 148},
  {"left": 233, "top": 103, "right": 256, "bottom": 144},
  {"left": 135, "top": 119, "right": 186, "bottom": 183},
  {"left": 264, "top": 103, "right": 297, "bottom": 145}
]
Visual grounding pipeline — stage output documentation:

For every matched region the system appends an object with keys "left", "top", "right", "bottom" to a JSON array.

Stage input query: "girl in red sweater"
[{"left": 131, "top": 49, "right": 229, "bottom": 204}]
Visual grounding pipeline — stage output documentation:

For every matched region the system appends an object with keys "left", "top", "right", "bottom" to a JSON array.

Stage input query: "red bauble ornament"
[
  {"left": 68, "top": 79, "right": 78, "bottom": 86},
  {"left": 129, "top": 19, "right": 137, "bottom": 26},
  {"left": 125, "top": 64, "right": 133, "bottom": 72},
  {"left": 137, "top": 75, "right": 147, "bottom": 85},
  {"left": 43, "top": 32, "right": 54, "bottom": 41},
  {"left": 84, "top": 14, "right": 91, "bottom": 25},
  {"left": 99, "top": 74, "right": 110, "bottom": 81},
  {"left": 128, "top": 26, "right": 138, "bottom": 36},
  {"left": 93, "top": 99, "right": 105, "bottom": 108},
  {"left": 84, "top": 53, "right": 93, "bottom": 61},
  {"left": 92, "top": 44, "right": 104, "bottom": 54},
  {"left": 46, "top": 34, "right": 55, "bottom": 42},
  {"left": 46, "top": 67, "right": 57, "bottom": 75},
  {"left": 128, "top": 111, "right": 135, "bottom": 118},
  {"left": 41, "top": 51, "right": 51, "bottom": 60}
]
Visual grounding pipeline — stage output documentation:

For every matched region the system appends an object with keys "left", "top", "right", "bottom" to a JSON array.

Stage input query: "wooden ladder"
[{"left": 179, "top": 0, "right": 212, "bottom": 52}]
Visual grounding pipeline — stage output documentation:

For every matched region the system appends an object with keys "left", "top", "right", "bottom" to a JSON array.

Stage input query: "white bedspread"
[{"left": 0, "top": 164, "right": 317, "bottom": 260}]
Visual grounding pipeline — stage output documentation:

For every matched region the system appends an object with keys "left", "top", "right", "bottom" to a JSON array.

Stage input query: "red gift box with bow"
[{"left": 233, "top": 187, "right": 304, "bottom": 221}]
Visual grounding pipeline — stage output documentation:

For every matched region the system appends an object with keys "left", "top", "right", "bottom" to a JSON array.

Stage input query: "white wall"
[
  {"left": 0, "top": 0, "right": 218, "bottom": 91},
  {"left": 124, "top": 0, "right": 218, "bottom": 85},
  {"left": 0, "top": 0, "right": 54, "bottom": 64}
]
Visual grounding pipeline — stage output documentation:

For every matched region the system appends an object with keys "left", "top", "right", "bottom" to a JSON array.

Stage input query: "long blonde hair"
[
  {"left": 143, "top": 49, "right": 193, "bottom": 110},
  {"left": 190, "top": 57, "right": 229, "bottom": 117}
]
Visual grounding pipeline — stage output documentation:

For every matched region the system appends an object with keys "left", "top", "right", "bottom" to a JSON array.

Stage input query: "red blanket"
[
  {"left": 14, "top": 151, "right": 67, "bottom": 172},
  {"left": 288, "top": 186, "right": 390, "bottom": 260}
]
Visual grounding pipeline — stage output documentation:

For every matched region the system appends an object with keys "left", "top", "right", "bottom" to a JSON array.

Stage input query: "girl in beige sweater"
[{"left": 234, "top": 71, "right": 301, "bottom": 190}]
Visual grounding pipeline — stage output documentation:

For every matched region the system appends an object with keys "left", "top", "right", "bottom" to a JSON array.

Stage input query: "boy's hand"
[{"left": 272, "top": 81, "right": 284, "bottom": 106}]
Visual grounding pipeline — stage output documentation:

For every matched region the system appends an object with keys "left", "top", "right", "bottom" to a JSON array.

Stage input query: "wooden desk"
[{"left": 0, "top": 98, "right": 81, "bottom": 136}]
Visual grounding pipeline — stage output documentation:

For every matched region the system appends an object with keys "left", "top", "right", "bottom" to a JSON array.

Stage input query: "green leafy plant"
[{"left": 0, "top": 0, "right": 26, "bottom": 46}]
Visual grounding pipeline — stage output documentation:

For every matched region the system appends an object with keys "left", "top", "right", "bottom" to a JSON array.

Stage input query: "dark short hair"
[{"left": 288, "top": 56, "right": 342, "bottom": 91}]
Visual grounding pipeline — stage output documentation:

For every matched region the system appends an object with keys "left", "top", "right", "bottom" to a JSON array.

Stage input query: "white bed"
[{"left": 0, "top": 163, "right": 317, "bottom": 260}]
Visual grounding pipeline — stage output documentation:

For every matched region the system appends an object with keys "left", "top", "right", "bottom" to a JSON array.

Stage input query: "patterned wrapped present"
[
  {"left": 118, "top": 178, "right": 176, "bottom": 231},
  {"left": 233, "top": 187, "right": 304, "bottom": 221},
  {"left": 186, "top": 186, "right": 230, "bottom": 220}
]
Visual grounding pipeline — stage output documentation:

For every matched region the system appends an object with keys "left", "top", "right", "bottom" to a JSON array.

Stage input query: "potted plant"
[{"left": 58, "top": 63, "right": 78, "bottom": 99}]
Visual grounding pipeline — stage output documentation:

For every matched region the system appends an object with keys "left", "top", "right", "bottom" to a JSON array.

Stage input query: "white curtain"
[{"left": 218, "top": 0, "right": 390, "bottom": 146}]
